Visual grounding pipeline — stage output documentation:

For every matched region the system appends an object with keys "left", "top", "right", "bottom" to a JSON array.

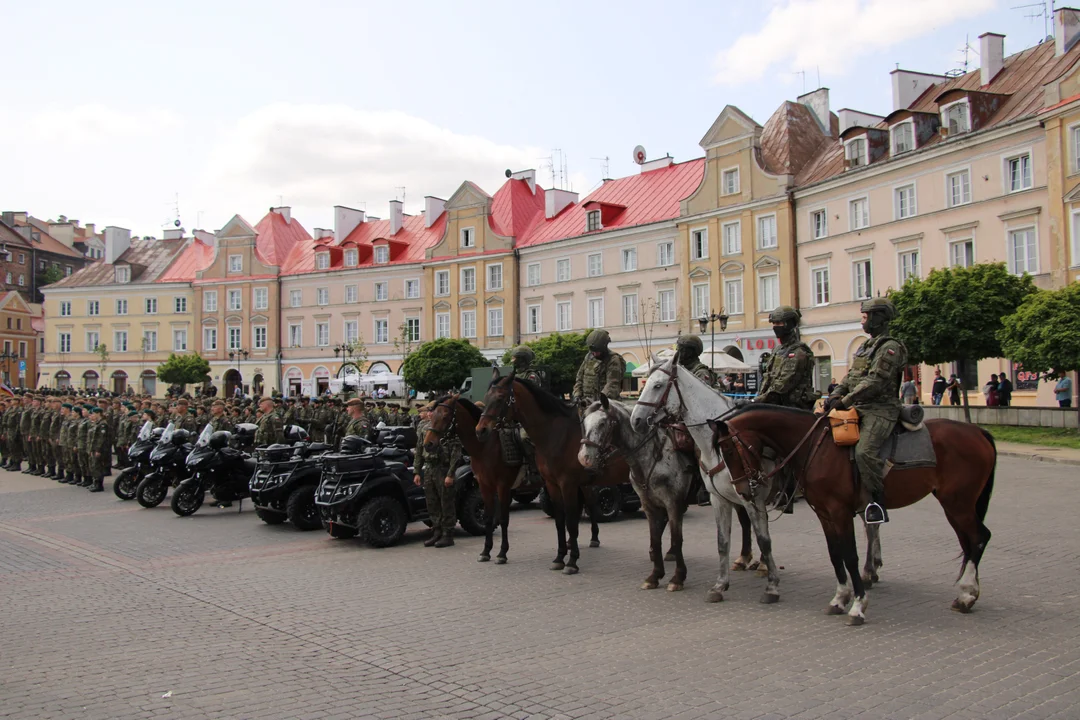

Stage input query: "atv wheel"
[
  {"left": 286, "top": 486, "right": 322, "bottom": 531},
  {"left": 538, "top": 487, "right": 556, "bottom": 518},
  {"left": 586, "top": 486, "right": 621, "bottom": 523},
  {"left": 255, "top": 506, "right": 287, "bottom": 525},
  {"left": 136, "top": 476, "right": 169, "bottom": 509},
  {"left": 358, "top": 496, "right": 408, "bottom": 548},
  {"left": 170, "top": 485, "right": 205, "bottom": 517},
  {"left": 512, "top": 490, "right": 540, "bottom": 505},
  {"left": 458, "top": 486, "right": 487, "bottom": 537},
  {"left": 113, "top": 468, "right": 139, "bottom": 501}
]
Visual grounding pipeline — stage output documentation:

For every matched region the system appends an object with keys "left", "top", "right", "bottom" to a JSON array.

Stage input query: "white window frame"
[
  {"left": 374, "top": 246, "right": 389, "bottom": 264},
  {"left": 405, "top": 279, "right": 420, "bottom": 299},
  {"left": 487, "top": 263, "right": 503, "bottom": 291},
  {"left": 86, "top": 331, "right": 100, "bottom": 352},
  {"left": 60, "top": 300, "right": 72, "bottom": 317},
  {"left": 142, "top": 330, "right": 158, "bottom": 352},
  {"left": 460, "top": 267, "right": 476, "bottom": 294},
  {"left": 692, "top": 282, "right": 710, "bottom": 320},
  {"left": 894, "top": 183, "right": 917, "bottom": 220},
  {"left": 253, "top": 325, "right": 267, "bottom": 350},
  {"left": 587, "top": 253, "right": 603, "bottom": 277},
  {"left": 227, "top": 289, "right": 241, "bottom": 312},
  {"left": 87, "top": 300, "right": 100, "bottom": 316},
  {"left": 404, "top": 317, "right": 420, "bottom": 343},
  {"left": 115, "top": 266, "right": 130, "bottom": 283},
  {"left": 315, "top": 252, "right": 330, "bottom": 271},
  {"left": 811, "top": 263, "right": 831, "bottom": 307},
  {"left": 758, "top": 273, "right": 779, "bottom": 313},
  {"left": 1005, "top": 152, "right": 1033, "bottom": 193},
  {"left": 58, "top": 332, "right": 72, "bottom": 354},
  {"left": 658, "top": 289, "right": 675, "bottom": 322},
  {"left": 852, "top": 258, "right": 873, "bottom": 301},
  {"left": 724, "top": 277, "right": 744, "bottom": 315},
  {"left": 690, "top": 228, "right": 708, "bottom": 260},
  {"left": 288, "top": 323, "right": 302, "bottom": 348},
  {"left": 586, "top": 210, "right": 602, "bottom": 232},
  {"left": 721, "top": 166, "right": 740, "bottom": 195},
  {"left": 435, "top": 312, "right": 451, "bottom": 339},
  {"left": 941, "top": 99, "right": 970, "bottom": 135},
  {"left": 849, "top": 197, "right": 869, "bottom": 231},
  {"left": 145, "top": 297, "right": 157, "bottom": 314},
  {"left": 811, "top": 209, "right": 828, "bottom": 240},
  {"left": 290, "top": 289, "right": 302, "bottom": 308},
  {"left": 1007, "top": 225, "right": 1039, "bottom": 275},
  {"left": 1071, "top": 123, "right": 1080, "bottom": 175},
  {"left": 114, "top": 330, "right": 128, "bottom": 353},
  {"left": 254, "top": 287, "right": 268, "bottom": 311},
  {"left": 374, "top": 282, "right": 388, "bottom": 302},
  {"left": 460, "top": 227, "right": 475, "bottom": 249},
  {"left": 487, "top": 308, "right": 503, "bottom": 337},
  {"left": 898, "top": 249, "right": 920, "bottom": 285},
  {"left": 658, "top": 241, "right": 675, "bottom": 267},
  {"left": 556, "top": 258, "right": 571, "bottom": 282},
  {"left": 115, "top": 299, "right": 128, "bottom": 315},
  {"left": 621, "top": 247, "right": 637, "bottom": 272},
  {"left": 343, "top": 320, "right": 358, "bottom": 344},
  {"left": 556, "top": 301, "right": 572, "bottom": 331},
  {"left": 174, "top": 297, "right": 187, "bottom": 314},
  {"left": 949, "top": 238, "right": 976, "bottom": 268},
  {"left": 461, "top": 310, "right": 476, "bottom": 339},
  {"left": 228, "top": 254, "right": 243, "bottom": 273},
  {"left": 526, "top": 262, "right": 541, "bottom": 286},
  {"left": 316, "top": 322, "right": 329, "bottom": 347},
  {"left": 756, "top": 214, "right": 778, "bottom": 250},
  {"left": 344, "top": 248, "right": 358, "bottom": 267},
  {"left": 587, "top": 297, "right": 604, "bottom": 328},
  {"left": 203, "top": 327, "right": 217, "bottom": 351},
  {"left": 345, "top": 284, "right": 358, "bottom": 304},
  {"left": 722, "top": 221, "right": 741, "bottom": 256},
  {"left": 844, "top": 137, "right": 868, "bottom": 168},
  {"left": 317, "top": 287, "right": 329, "bottom": 306},
  {"left": 435, "top": 270, "right": 450, "bottom": 297},
  {"left": 621, "top": 293, "right": 638, "bottom": 326},
  {"left": 173, "top": 329, "right": 188, "bottom": 352},
  {"left": 526, "top": 304, "right": 542, "bottom": 334},
  {"left": 227, "top": 326, "right": 241, "bottom": 350},
  {"left": 891, "top": 121, "right": 915, "bottom": 155},
  {"left": 946, "top": 168, "right": 972, "bottom": 208},
  {"left": 1071, "top": 208, "right": 1080, "bottom": 267},
  {"left": 200, "top": 290, "right": 216, "bottom": 313}
]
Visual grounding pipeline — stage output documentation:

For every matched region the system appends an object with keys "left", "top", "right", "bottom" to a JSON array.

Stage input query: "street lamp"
[
  {"left": 697, "top": 309, "right": 730, "bottom": 375},
  {"left": 228, "top": 348, "right": 249, "bottom": 371}
]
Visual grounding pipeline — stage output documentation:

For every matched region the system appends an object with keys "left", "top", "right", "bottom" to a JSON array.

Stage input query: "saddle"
[{"left": 879, "top": 421, "right": 936, "bottom": 470}]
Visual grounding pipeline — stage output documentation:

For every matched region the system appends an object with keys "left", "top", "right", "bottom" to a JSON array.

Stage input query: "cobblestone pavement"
[{"left": 1, "top": 457, "right": 1078, "bottom": 720}]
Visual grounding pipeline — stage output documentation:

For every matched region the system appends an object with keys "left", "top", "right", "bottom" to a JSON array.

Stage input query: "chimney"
[
  {"left": 163, "top": 228, "right": 184, "bottom": 240},
  {"left": 1057, "top": 7, "right": 1080, "bottom": 56},
  {"left": 890, "top": 69, "right": 948, "bottom": 111},
  {"left": 511, "top": 169, "right": 536, "bottom": 194},
  {"left": 837, "top": 109, "right": 885, "bottom": 134},
  {"left": 424, "top": 197, "right": 446, "bottom": 228},
  {"left": 389, "top": 199, "right": 403, "bottom": 235},
  {"left": 271, "top": 206, "right": 291, "bottom": 223},
  {"left": 797, "top": 88, "right": 831, "bottom": 135},
  {"left": 193, "top": 229, "right": 215, "bottom": 247},
  {"left": 104, "top": 226, "right": 131, "bottom": 264},
  {"left": 980, "top": 33, "right": 1005, "bottom": 86},
  {"left": 640, "top": 155, "right": 674, "bottom": 173},
  {"left": 314, "top": 228, "right": 334, "bottom": 240},
  {"left": 85, "top": 223, "right": 95, "bottom": 236},
  {"left": 545, "top": 188, "right": 578, "bottom": 219},
  {"left": 334, "top": 205, "right": 365, "bottom": 243}
]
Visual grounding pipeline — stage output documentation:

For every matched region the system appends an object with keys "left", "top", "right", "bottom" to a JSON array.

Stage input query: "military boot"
[
  {"left": 434, "top": 529, "right": 455, "bottom": 548},
  {"left": 89, "top": 477, "right": 104, "bottom": 493},
  {"left": 78, "top": 475, "right": 91, "bottom": 488},
  {"left": 9, "top": 461, "right": 20, "bottom": 472},
  {"left": 32, "top": 464, "right": 44, "bottom": 476},
  {"left": 64, "top": 472, "right": 76, "bottom": 484},
  {"left": 865, "top": 491, "right": 888, "bottom": 525},
  {"left": 21, "top": 464, "right": 32, "bottom": 474},
  {"left": 423, "top": 528, "right": 441, "bottom": 547},
  {"left": 45, "top": 466, "right": 56, "bottom": 479}
]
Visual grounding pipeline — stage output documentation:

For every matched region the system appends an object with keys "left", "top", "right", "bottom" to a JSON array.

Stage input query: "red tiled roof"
[
  {"left": 759, "top": 101, "right": 833, "bottom": 176},
  {"left": 46, "top": 238, "right": 188, "bottom": 288},
  {"left": 255, "top": 211, "right": 311, "bottom": 266},
  {"left": 157, "top": 237, "right": 215, "bottom": 282},
  {"left": 10, "top": 219, "right": 84, "bottom": 259},
  {"left": 489, "top": 179, "right": 546, "bottom": 237},
  {"left": 280, "top": 211, "right": 447, "bottom": 275},
  {"left": 516, "top": 159, "right": 705, "bottom": 248}
]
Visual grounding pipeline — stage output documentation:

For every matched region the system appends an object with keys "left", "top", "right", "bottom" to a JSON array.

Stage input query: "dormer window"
[
  {"left": 942, "top": 100, "right": 969, "bottom": 135},
  {"left": 460, "top": 227, "right": 475, "bottom": 249},
  {"left": 586, "top": 210, "right": 602, "bottom": 232},
  {"left": 228, "top": 254, "right": 242, "bottom": 273},
  {"left": 344, "top": 248, "right": 358, "bottom": 267},
  {"left": 892, "top": 122, "right": 914, "bottom": 154},
  {"left": 115, "top": 266, "right": 130, "bottom": 284},
  {"left": 375, "top": 246, "right": 389, "bottom": 264},
  {"left": 315, "top": 252, "right": 330, "bottom": 270},
  {"left": 845, "top": 138, "right": 867, "bottom": 168}
]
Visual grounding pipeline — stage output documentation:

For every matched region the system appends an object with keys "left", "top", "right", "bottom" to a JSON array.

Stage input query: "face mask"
[
  {"left": 862, "top": 314, "right": 888, "bottom": 336},
  {"left": 773, "top": 325, "right": 791, "bottom": 341}
]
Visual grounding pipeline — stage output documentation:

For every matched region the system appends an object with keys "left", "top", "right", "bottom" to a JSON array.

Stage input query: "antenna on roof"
[
  {"left": 542, "top": 149, "right": 569, "bottom": 191},
  {"left": 793, "top": 70, "right": 806, "bottom": 93},
  {"left": 590, "top": 156, "right": 610, "bottom": 179},
  {"left": 1012, "top": 1, "right": 1053, "bottom": 39}
]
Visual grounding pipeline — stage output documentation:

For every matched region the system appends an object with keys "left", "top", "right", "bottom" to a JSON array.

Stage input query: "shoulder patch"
[
  {"left": 886, "top": 349, "right": 896, "bottom": 355},
  {"left": 787, "top": 353, "right": 796, "bottom": 358}
]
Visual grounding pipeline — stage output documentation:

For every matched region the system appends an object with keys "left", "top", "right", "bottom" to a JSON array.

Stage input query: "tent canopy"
[{"left": 631, "top": 348, "right": 751, "bottom": 377}]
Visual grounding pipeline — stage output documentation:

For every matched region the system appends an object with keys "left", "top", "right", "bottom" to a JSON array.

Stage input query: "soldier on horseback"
[
  {"left": 572, "top": 330, "right": 625, "bottom": 406},
  {"left": 510, "top": 345, "right": 544, "bottom": 386},
  {"left": 675, "top": 335, "right": 716, "bottom": 387},
  {"left": 823, "top": 297, "right": 907, "bottom": 525},
  {"left": 506, "top": 346, "right": 544, "bottom": 489}
]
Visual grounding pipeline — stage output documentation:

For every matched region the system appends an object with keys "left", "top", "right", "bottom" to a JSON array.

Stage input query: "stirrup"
[{"left": 864, "top": 502, "right": 888, "bottom": 525}]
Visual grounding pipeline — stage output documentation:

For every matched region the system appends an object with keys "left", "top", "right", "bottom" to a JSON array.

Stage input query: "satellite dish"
[
  {"left": 505, "top": 169, "right": 512, "bottom": 178},
  {"left": 173, "top": 219, "right": 181, "bottom": 228},
  {"left": 633, "top": 145, "right": 647, "bottom": 165}
]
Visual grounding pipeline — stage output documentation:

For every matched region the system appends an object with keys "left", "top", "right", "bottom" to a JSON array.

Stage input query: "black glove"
[{"left": 822, "top": 396, "right": 844, "bottom": 414}]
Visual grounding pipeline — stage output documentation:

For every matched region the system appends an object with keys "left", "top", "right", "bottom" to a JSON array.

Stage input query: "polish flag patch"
[{"left": 886, "top": 349, "right": 896, "bottom": 355}]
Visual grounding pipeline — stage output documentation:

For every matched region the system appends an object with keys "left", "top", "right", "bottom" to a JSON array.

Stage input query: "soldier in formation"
[
  {"left": 254, "top": 397, "right": 285, "bottom": 447},
  {"left": 414, "top": 401, "right": 462, "bottom": 548},
  {"left": 342, "top": 398, "right": 370, "bottom": 439}
]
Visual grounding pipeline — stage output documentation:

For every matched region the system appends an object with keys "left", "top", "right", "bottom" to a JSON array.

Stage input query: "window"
[
  {"left": 405, "top": 279, "right": 420, "bottom": 299},
  {"left": 759, "top": 274, "right": 779, "bottom": 312},
  {"left": 812, "top": 266, "right": 831, "bottom": 306},
  {"left": 142, "top": 330, "right": 157, "bottom": 352},
  {"left": 899, "top": 250, "right": 920, "bottom": 284},
  {"left": 290, "top": 289, "right": 302, "bottom": 308},
  {"left": 375, "top": 246, "right": 389, "bottom": 264},
  {"left": 316, "top": 322, "right": 329, "bottom": 346},
  {"left": 487, "top": 263, "right": 503, "bottom": 291},
  {"left": 344, "top": 320, "right": 358, "bottom": 344},
  {"left": 174, "top": 297, "right": 187, "bottom": 313},
  {"left": 228, "top": 326, "right": 241, "bottom": 350},
  {"left": 317, "top": 287, "right": 329, "bottom": 306},
  {"left": 315, "top": 253, "right": 330, "bottom": 270},
  {"left": 722, "top": 168, "right": 740, "bottom": 195},
  {"left": 115, "top": 266, "right": 130, "bottom": 283},
  {"left": 950, "top": 239, "right": 975, "bottom": 268},
  {"left": 18, "top": 253, "right": 25, "bottom": 265},
  {"left": 461, "top": 310, "right": 476, "bottom": 338},
  {"left": 173, "top": 329, "right": 187, "bottom": 351},
  {"left": 853, "top": 259, "right": 873, "bottom": 300},
  {"left": 587, "top": 297, "right": 604, "bottom": 328},
  {"left": 203, "top": 291, "right": 217, "bottom": 312},
  {"left": 690, "top": 228, "right": 708, "bottom": 260},
  {"left": 86, "top": 331, "right": 100, "bottom": 352},
  {"left": 943, "top": 101, "right": 969, "bottom": 135},
  {"left": 947, "top": 170, "right": 971, "bottom": 207},
  {"left": 849, "top": 198, "right": 869, "bottom": 230},
  {"left": 114, "top": 331, "right": 128, "bottom": 353},
  {"left": 556, "top": 301, "right": 572, "bottom": 331},
  {"left": 586, "top": 210, "right": 602, "bottom": 231},
  {"left": 229, "top": 254, "right": 243, "bottom": 273},
  {"left": 1072, "top": 210, "right": 1080, "bottom": 266},
  {"left": 17, "top": 275, "right": 24, "bottom": 286},
  {"left": 5, "top": 272, "right": 10, "bottom": 284},
  {"left": 811, "top": 210, "right": 828, "bottom": 239},
  {"left": 88, "top": 300, "right": 100, "bottom": 316},
  {"left": 526, "top": 263, "right": 541, "bottom": 286},
  {"left": 487, "top": 308, "right": 503, "bottom": 337},
  {"left": 621, "top": 248, "right": 637, "bottom": 272},
  {"left": 724, "top": 278, "right": 744, "bottom": 315},
  {"left": 892, "top": 122, "right": 914, "bottom": 154},
  {"left": 345, "top": 285, "right": 358, "bottom": 304},
  {"left": 344, "top": 248, "right": 358, "bottom": 267},
  {"left": 375, "top": 319, "right": 389, "bottom": 344},
  {"left": 587, "top": 253, "right": 603, "bottom": 277},
  {"left": 1007, "top": 154, "right": 1032, "bottom": 193},
  {"left": 556, "top": 259, "right": 571, "bottom": 282},
  {"left": 204, "top": 327, "right": 217, "bottom": 351},
  {"left": 288, "top": 323, "right": 302, "bottom": 347},
  {"left": 757, "top": 215, "right": 777, "bottom": 249},
  {"left": 692, "top": 283, "right": 709, "bottom": 320},
  {"left": 894, "top": 184, "right": 916, "bottom": 219},
  {"left": 59, "top": 333, "right": 71, "bottom": 353},
  {"left": 404, "top": 317, "right": 420, "bottom": 342},
  {"left": 527, "top": 304, "right": 541, "bottom": 334},
  {"left": 113, "top": 298, "right": 126, "bottom": 316},
  {"left": 658, "top": 289, "right": 675, "bottom": 322},
  {"left": 845, "top": 138, "right": 867, "bottom": 167},
  {"left": 460, "top": 268, "right": 476, "bottom": 294},
  {"left": 435, "top": 312, "right": 451, "bottom": 339},
  {"left": 1073, "top": 125, "right": 1080, "bottom": 173},
  {"left": 60, "top": 301, "right": 71, "bottom": 317},
  {"left": 622, "top": 294, "right": 638, "bottom": 325},
  {"left": 435, "top": 270, "right": 450, "bottom": 296},
  {"left": 1008, "top": 227, "right": 1037, "bottom": 274},
  {"left": 65, "top": 266, "right": 72, "bottom": 277},
  {"left": 254, "top": 287, "right": 268, "bottom": 310},
  {"left": 145, "top": 298, "right": 157, "bottom": 314},
  {"left": 460, "top": 227, "right": 475, "bottom": 249},
  {"left": 18, "top": 341, "right": 25, "bottom": 359},
  {"left": 658, "top": 241, "right": 674, "bottom": 267},
  {"left": 722, "top": 222, "right": 741, "bottom": 255},
  {"left": 227, "top": 289, "right": 241, "bottom": 311},
  {"left": 254, "top": 326, "right": 267, "bottom": 349}
]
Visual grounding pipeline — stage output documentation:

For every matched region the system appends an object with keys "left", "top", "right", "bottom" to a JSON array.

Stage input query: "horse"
[
  {"left": 422, "top": 394, "right": 596, "bottom": 564},
  {"left": 476, "top": 370, "right": 631, "bottom": 575},
  {"left": 709, "top": 404, "right": 996, "bottom": 625},
  {"left": 579, "top": 394, "right": 695, "bottom": 592},
  {"left": 630, "top": 354, "right": 785, "bottom": 604}
]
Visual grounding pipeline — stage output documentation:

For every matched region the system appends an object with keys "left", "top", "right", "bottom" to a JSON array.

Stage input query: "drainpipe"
[
  {"left": 512, "top": 248, "right": 521, "bottom": 346},
  {"left": 276, "top": 274, "right": 283, "bottom": 395}
]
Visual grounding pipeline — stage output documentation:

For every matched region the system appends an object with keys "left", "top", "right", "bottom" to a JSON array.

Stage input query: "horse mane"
[
  {"left": 454, "top": 396, "right": 482, "bottom": 421},
  {"left": 728, "top": 403, "right": 816, "bottom": 420},
  {"left": 511, "top": 376, "right": 576, "bottom": 418}
]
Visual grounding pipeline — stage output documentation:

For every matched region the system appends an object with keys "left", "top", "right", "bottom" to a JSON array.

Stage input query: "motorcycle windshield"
[
  {"left": 195, "top": 424, "right": 213, "bottom": 448},
  {"left": 160, "top": 423, "right": 176, "bottom": 445},
  {"left": 137, "top": 421, "right": 153, "bottom": 442}
]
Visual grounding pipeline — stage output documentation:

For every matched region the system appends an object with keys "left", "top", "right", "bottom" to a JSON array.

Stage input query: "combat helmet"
[
  {"left": 860, "top": 297, "right": 896, "bottom": 336},
  {"left": 675, "top": 334, "right": 704, "bottom": 360},
  {"left": 586, "top": 329, "right": 611, "bottom": 352},
  {"left": 768, "top": 305, "right": 801, "bottom": 342},
  {"left": 510, "top": 345, "right": 535, "bottom": 367}
]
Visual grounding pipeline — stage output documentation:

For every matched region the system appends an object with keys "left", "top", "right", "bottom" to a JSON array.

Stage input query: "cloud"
[
  {"left": 5, "top": 103, "right": 182, "bottom": 146},
  {"left": 713, "top": 0, "right": 995, "bottom": 85}
]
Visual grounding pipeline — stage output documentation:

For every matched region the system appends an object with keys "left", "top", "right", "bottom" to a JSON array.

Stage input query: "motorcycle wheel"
[
  {"left": 113, "top": 468, "right": 139, "bottom": 501},
  {"left": 255, "top": 506, "right": 287, "bottom": 525},
  {"left": 358, "top": 496, "right": 408, "bottom": 548},
  {"left": 457, "top": 486, "right": 487, "bottom": 537},
  {"left": 170, "top": 485, "right": 205, "bottom": 517},
  {"left": 136, "top": 476, "right": 169, "bottom": 509},
  {"left": 286, "top": 487, "right": 322, "bottom": 531}
]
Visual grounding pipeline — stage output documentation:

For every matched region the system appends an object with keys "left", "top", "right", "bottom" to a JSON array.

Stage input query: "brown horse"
[
  {"left": 476, "top": 370, "right": 630, "bottom": 575},
  {"left": 712, "top": 405, "right": 996, "bottom": 625}
]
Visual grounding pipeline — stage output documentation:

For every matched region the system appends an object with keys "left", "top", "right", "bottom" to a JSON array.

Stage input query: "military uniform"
[
  {"left": 87, "top": 413, "right": 110, "bottom": 492},
  {"left": 573, "top": 330, "right": 626, "bottom": 403},
  {"left": 208, "top": 413, "right": 233, "bottom": 434},
  {"left": 757, "top": 339, "right": 816, "bottom": 409},
  {"left": 59, "top": 408, "right": 78, "bottom": 483},
  {"left": 75, "top": 413, "right": 92, "bottom": 486},
  {"left": 254, "top": 408, "right": 285, "bottom": 447},
  {"left": 414, "top": 417, "right": 462, "bottom": 547},
  {"left": 5, "top": 403, "right": 24, "bottom": 469}
]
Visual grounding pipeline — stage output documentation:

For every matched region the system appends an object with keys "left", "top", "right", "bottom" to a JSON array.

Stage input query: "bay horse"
[
  {"left": 476, "top": 370, "right": 631, "bottom": 575},
  {"left": 711, "top": 404, "right": 996, "bottom": 625},
  {"left": 579, "top": 394, "right": 695, "bottom": 592},
  {"left": 423, "top": 394, "right": 598, "bottom": 564}
]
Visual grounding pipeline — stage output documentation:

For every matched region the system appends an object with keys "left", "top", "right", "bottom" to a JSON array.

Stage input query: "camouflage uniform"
[
  {"left": 208, "top": 412, "right": 233, "bottom": 434},
  {"left": 60, "top": 409, "right": 78, "bottom": 482},
  {"left": 675, "top": 335, "right": 717, "bottom": 387},
  {"left": 757, "top": 307, "right": 817, "bottom": 410},
  {"left": 20, "top": 401, "right": 37, "bottom": 472},
  {"left": 572, "top": 330, "right": 626, "bottom": 403},
  {"left": 75, "top": 413, "right": 92, "bottom": 486},
  {"left": 254, "top": 407, "right": 285, "bottom": 447},
  {"left": 87, "top": 413, "right": 110, "bottom": 492},
  {"left": 414, "top": 417, "right": 462, "bottom": 544},
  {"left": 47, "top": 404, "right": 64, "bottom": 477},
  {"left": 5, "top": 402, "right": 24, "bottom": 468}
]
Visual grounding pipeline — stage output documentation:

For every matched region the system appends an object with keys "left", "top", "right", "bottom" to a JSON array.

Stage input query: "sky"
[{"left": 0, "top": 0, "right": 1055, "bottom": 238}]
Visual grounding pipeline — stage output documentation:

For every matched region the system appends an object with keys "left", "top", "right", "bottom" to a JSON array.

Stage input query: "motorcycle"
[
  {"left": 135, "top": 423, "right": 194, "bottom": 508},
  {"left": 250, "top": 425, "right": 333, "bottom": 530},
  {"left": 113, "top": 421, "right": 163, "bottom": 500},
  {"left": 171, "top": 424, "right": 258, "bottom": 517}
]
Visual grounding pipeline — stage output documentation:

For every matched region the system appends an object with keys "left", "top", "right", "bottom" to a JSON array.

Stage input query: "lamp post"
[
  {"left": 697, "top": 309, "right": 730, "bottom": 375},
  {"left": 228, "top": 348, "right": 249, "bottom": 395}
]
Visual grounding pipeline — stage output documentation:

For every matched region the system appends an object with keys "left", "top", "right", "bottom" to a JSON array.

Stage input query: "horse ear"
[
  {"left": 490, "top": 367, "right": 501, "bottom": 384},
  {"left": 599, "top": 393, "right": 609, "bottom": 410},
  {"left": 672, "top": 347, "right": 682, "bottom": 364},
  {"left": 707, "top": 418, "right": 728, "bottom": 436}
]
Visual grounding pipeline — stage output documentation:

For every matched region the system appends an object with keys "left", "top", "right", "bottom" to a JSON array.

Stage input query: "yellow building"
[{"left": 1041, "top": 37, "right": 1080, "bottom": 287}]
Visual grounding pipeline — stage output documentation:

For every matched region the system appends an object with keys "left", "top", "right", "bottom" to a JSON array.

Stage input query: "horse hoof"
[
  {"left": 731, "top": 560, "right": 748, "bottom": 572},
  {"left": 951, "top": 599, "right": 974, "bottom": 614},
  {"left": 589, "top": 540, "right": 600, "bottom": 548},
  {"left": 478, "top": 555, "right": 490, "bottom": 563},
  {"left": 759, "top": 593, "right": 780, "bottom": 604},
  {"left": 861, "top": 576, "right": 873, "bottom": 590},
  {"left": 705, "top": 590, "right": 724, "bottom": 603},
  {"left": 641, "top": 581, "right": 659, "bottom": 590},
  {"left": 562, "top": 566, "right": 579, "bottom": 576},
  {"left": 825, "top": 605, "right": 846, "bottom": 616},
  {"left": 495, "top": 556, "right": 507, "bottom": 565},
  {"left": 666, "top": 582, "right": 683, "bottom": 593},
  {"left": 550, "top": 562, "right": 565, "bottom": 571},
  {"left": 754, "top": 567, "right": 769, "bottom": 578},
  {"left": 746, "top": 560, "right": 761, "bottom": 572},
  {"left": 664, "top": 552, "right": 675, "bottom": 562},
  {"left": 846, "top": 615, "right": 865, "bottom": 627}
]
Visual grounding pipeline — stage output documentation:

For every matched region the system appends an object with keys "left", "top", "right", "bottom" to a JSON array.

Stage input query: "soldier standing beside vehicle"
[
  {"left": 208, "top": 400, "right": 233, "bottom": 433},
  {"left": 414, "top": 402, "right": 462, "bottom": 548},
  {"left": 254, "top": 397, "right": 285, "bottom": 447},
  {"left": 342, "top": 398, "right": 369, "bottom": 442},
  {"left": 87, "top": 407, "right": 109, "bottom": 493},
  {"left": 572, "top": 330, "right": 626, "bottom": 406}
]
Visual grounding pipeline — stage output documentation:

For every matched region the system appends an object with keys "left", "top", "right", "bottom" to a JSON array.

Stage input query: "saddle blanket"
[{"left": 879, "top": 424, "right": 937, "bottom": 470}]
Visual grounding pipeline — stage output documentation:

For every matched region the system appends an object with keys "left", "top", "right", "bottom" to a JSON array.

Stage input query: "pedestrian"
[
  {"left": 1055, "top": 375, "right": 1073, "bottom": 408},
  {"left": 931, "top": 369, "right": 947, "bottom": 406},
  {"left": 947, "top": 374, "right": 962, "bottom": 406},
  {"left": 827, "top": 378, "right": 838, "bottom": 395},
  {"left": 998, "top": 375, "right": 1013, "bottom": 408},
  {"left": 982, "top": 374, "right": 1000, "bottom": 407},
  {"left": 900, "top": 376, "right": 918, "bottom": 405}
]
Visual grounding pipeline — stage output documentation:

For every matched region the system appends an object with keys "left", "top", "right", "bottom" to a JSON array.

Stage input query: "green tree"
[
  {"left": 93, "top": 343, "right": 110, "bottom": 386},
  {"left": 998, "top": 283, "right": 1080, "bottom": 407},
  {"left": 156, "top": 353, "right": 212, "bottom": 388},
  {"left": 890, "top": 262, "right": 1036, "bottom": 421},
  {"left": 402, "top": 338, "right": 488, "bottom": 393},
  {"left": 393, "top": 322, "right": 419, "bottom": 405},
  {"left": 40, "top": 265, "right": 64, "bottom": 286},
  {"left": 500, "top": 331, "right": 591, "bottom": 396}
]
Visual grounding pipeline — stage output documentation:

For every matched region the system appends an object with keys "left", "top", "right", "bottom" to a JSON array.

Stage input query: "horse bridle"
[
  {"left": 480, "top": 378, "right": 516, "bottom": 431},
  {"left": 635, "top": 362, "right": 686, "bottom": 429},
  {"left": 713, "top": 414, "right": 830, "bottom": 501},
  {"left": 426, "top": 397, "right": 458, "bottom": 444}
]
